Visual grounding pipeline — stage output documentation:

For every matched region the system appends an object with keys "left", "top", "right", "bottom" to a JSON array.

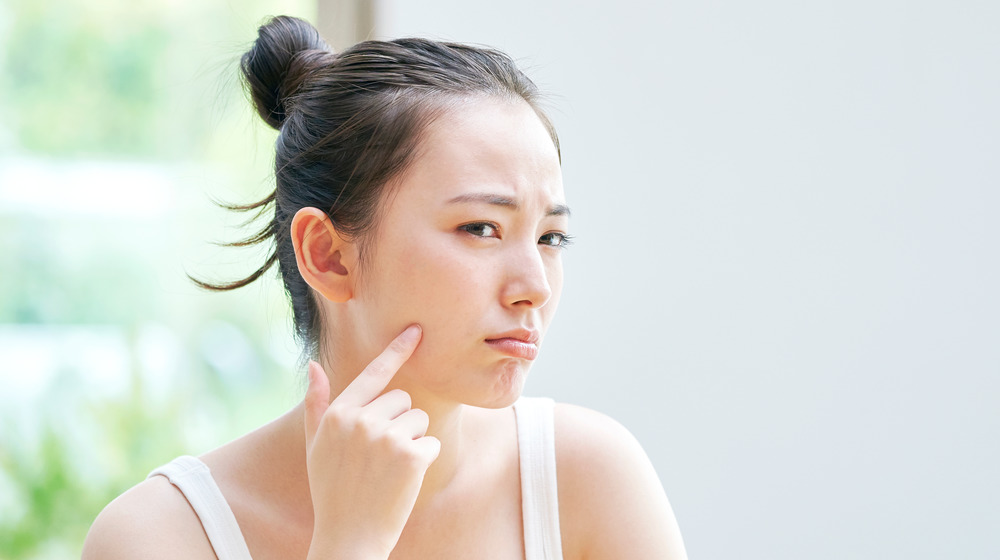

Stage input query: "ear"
[{"left": 290, "top": 207, "right": 357, "bottom": 303}]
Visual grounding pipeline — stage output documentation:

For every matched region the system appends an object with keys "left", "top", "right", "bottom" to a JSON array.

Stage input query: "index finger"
[{"left": 333, "top": 324, "right": 422, "bottom": 408}]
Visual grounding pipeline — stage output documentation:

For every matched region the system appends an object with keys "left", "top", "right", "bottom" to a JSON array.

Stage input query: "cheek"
[
  {"left": 418, "top": 247, "right": 490, "bottom": 316},
  {"left": 389, "top": 244, "right": 496, "bottom": 379},
  {"left": 383, "top": 237, "right": 492, "bottom": 327}
]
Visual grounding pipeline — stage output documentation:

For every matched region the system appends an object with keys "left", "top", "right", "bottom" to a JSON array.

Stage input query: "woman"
[{"left": 82, "top": 16, "right": 687, "bottom": 560}]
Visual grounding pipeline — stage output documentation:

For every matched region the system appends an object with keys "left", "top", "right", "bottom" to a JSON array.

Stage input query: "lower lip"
[{"left": 485, "top": 338, "right": 539, "bottom": 360}]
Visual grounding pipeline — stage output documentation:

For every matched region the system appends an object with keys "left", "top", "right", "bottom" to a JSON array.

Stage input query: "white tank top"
[{"left": 149, "top": 397, "right": 564, "bottom": 560}]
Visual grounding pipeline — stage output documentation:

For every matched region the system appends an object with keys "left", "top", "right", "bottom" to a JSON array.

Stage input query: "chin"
[
  {"left": 465, "top": 360, "right": 529, "bottom": 409},
  {"left": 468, "top": 391, "right": 523, "bottom": 409},
  {"left": 410, "top": 355, "right": 532, "bottom": 409}
]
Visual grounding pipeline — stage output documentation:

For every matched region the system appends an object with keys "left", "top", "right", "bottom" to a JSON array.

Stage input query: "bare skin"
[
  {"left": 81, "top": 98, "right": 688, "bottom": 560},
  {"left": 82, "top": 373, "right": 685, "bottom": 559}
]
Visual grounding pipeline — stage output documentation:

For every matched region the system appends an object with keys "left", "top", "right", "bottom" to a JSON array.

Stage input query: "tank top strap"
[
  {"left": 149, "top": 456, "right": 253, "bottom": 560},
  {"left": 514, "top": 397, "right": 565, "bottom": 560}
]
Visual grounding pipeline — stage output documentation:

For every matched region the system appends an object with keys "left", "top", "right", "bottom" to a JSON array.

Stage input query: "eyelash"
[
  {"left": 459, "top": 222, "right": 500, "bottom": 239},
  {"left": 540, "top": 232, "right": 574, "bottom": 248},
  {"left": 459, "top": 222, "right": 574, "bottom": 249}
]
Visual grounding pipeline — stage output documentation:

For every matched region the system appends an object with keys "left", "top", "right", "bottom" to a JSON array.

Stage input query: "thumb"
[{"left": 304, "top": 360, "right": 331, "bottom": 443}]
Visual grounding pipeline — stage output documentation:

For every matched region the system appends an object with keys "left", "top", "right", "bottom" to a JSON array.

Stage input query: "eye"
[
  {"left": 459, "top": 222, "right": 500, "bottom": 238},
  {"left": 539, "top": 232, "right": 574, "bottom": 248}
]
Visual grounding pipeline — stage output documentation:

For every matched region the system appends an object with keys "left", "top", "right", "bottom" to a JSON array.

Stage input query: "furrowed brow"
[
  {"left": 447, "top": 193, "right": 519, "bottom": 210},
  {"left": 548, "top": 204, "right": 571, "bottom": 217},
  {"left": 447, "top": 193, "right": 571, "bottom": 218}
]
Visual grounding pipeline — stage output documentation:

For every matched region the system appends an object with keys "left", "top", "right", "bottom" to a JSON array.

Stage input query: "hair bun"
[{"left": 241, "top": 16, "right": 331, "bottom": 130}]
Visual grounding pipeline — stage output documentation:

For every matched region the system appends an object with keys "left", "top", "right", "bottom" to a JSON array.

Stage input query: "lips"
[{"left": 485, "top": 328, "right": 540, "bottom": 360}]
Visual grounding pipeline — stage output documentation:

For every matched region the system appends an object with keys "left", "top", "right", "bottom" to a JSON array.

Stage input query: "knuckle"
[
  {"left": 410, "top": 408, "right": 429, "bottom": 427},
  {"left": 365, "top": 362, "right": 389, "bottom": 379},
  {"left": 355, "top": 413, "right": 381, "bottom": 436},
  {"left": 387, "top": 389, "right": 412, "bottom": 408},
  {"left": 398, "top": 444, "right": 426, "bottom": 468},
  {"left": 375, "top": 430, "right": 402, "bottom": 453},
  {"left": 323, "top": 405, "right": 352, "bottom": 427}
]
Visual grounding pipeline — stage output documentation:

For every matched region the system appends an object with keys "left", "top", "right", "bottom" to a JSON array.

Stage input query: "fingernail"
[{"left": 403, "top": 324, "right": 422, "bottom": 341}]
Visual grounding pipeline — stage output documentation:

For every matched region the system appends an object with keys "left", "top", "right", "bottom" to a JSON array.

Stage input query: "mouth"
[{"left": 485, "top": 329, "right": 540, "bottom": 360}]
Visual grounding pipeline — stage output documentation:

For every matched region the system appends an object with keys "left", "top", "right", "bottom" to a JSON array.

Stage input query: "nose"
[{"left": 502, "top": 242, "right": 552, "bottom": 309}]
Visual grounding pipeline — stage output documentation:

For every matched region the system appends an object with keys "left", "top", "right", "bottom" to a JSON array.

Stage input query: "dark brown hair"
[{"left": 194, "top": 15, "right": 560, "bottom": 360}]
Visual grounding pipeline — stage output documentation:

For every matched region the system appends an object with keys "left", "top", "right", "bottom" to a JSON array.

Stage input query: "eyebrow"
[{"left": 447, "top": 192, "right": 571, "bottom": 217}]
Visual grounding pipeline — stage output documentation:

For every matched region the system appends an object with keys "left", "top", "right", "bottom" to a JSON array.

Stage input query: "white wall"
[{"left": 376, "top": 1, "right": 1000, "bottom": 558}]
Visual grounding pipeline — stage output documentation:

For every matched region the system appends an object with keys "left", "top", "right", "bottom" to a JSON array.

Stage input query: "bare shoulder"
[
  {"left": 81, "top": 475, "right": 216, "bottom": 560},
  {"left": 553, "top": 403, "right": 688, "bottom": 560}
]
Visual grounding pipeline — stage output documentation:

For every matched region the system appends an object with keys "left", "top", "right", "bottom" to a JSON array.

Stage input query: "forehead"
[{"left": 390, "top": 97, "right": 565, "bottom": 209}]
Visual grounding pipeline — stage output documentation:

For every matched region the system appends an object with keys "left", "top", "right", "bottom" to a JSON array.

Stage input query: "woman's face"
[{"left": 345, "top": 97, "right": 568, "bottom": 408}]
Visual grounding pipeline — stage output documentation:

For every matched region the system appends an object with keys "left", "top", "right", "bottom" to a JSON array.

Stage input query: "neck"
[
  {"left": 279, "top": 359, "right": 471, "bottom": 515},
  {"left": 405, "top": 392, "right": 467, "bottom": 507}
]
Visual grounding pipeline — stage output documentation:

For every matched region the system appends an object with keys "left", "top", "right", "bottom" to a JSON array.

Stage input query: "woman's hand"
[{"left": 303, "top": 325, "right": 441, "bottom": 560}]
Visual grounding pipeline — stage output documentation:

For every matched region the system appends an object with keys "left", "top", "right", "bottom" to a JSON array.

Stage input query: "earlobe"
[{"left": 290, "top": 207, "right": 356, "bottom": 303}]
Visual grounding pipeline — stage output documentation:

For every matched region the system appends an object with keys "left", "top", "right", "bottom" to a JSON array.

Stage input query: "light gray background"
[{"left": 376, "top": 1, "right": 999, "bottom": 559}]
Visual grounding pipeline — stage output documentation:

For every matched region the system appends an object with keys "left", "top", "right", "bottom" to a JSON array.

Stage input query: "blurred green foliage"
[
  {"left": 0, "top": 0, "right": 314, "bottom": 557},
  {"left": 0, "top": 387, "right": 188, "bottom": 558},
  {"left": 2, "top": 1, "right": 175, "bottom": 156}
]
